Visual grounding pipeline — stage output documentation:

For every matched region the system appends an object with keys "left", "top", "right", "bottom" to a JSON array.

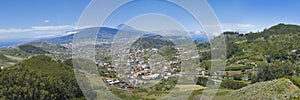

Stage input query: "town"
[{"left": 96, "top": 45, "right": 230, "bottom": 89}]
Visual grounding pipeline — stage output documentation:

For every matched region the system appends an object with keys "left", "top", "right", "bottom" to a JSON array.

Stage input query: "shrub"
[
  {"left": 221, "top": 79, "right": 247, "bottom": 90},
  {"left": 195, "top": 77, "right": 215, "bottom": 86},
  {"left": 225, "top": 65, "right": 253, "bottom": 71},
  {"left": 233, "top": 74, "right": 243, "bottom": 80},
  {"left": 255, "top": 62, "right": 292, "bottom": 82}
]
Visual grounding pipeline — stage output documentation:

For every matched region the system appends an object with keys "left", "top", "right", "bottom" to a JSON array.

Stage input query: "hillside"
[
  {"left": 227, "top": 78, "right": 299, "bottom": 99},
  {"left": 200, "top": 24, "right": 300, "bottom": 78},
  {"left": 1, "top": 23, "right": 300, "bottom": 99},
  {"left": 195, "top": 23, "right": 300, "bottom": 99},
  {"left": 18, "top": 44, "right": 49, "bottom": 54},
  {"left": 28, "top": 42, "right": 68, "bottom": 53},
  {"left": 131, "top": 34, "right": 175, "bottom": 49},
  {"left": 48, "top": 27, "right": 118, "bottom": 44},
  {"left": 0, "top": 55, "right": 85, "bottom": 100},
  {"left": 0, "top": 42, "right": 64, "bottom": 68}
]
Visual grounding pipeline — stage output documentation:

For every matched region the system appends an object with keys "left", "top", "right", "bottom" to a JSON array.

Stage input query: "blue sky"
[
  {"left": 0, "top": 0, "right": 90, "bottom": 43},
  {"left": 1, "top": 0, "right": 300, "bottom": 43},
  {"left": 209, "top": 0, "right": 300, "bottom": 32},
  {"left": 0, "top": 0, "right": 90, "bottom": 28}
]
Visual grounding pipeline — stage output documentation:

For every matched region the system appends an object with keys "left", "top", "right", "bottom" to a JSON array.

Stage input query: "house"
[
  {"left": 106, "top": 80, "right": 114, "bottom": 85},
  {"left": 103, "top": 62, "right": 109, "bottom": 66},
  {"left": 164, "top": 76, "right": 170, "bottom": 79},
  {"left": 200, "top": 71, "right": 206, "bottom": 76},
  {"left": 141, "top": 64, "right": 147, "bottom": 68},
  {"left": 166, "top": 73, "right": 172, "bottom": 76},
  {"left": 148, "top": 74, "right": 161, "bottom": 79},
  {"left": 107, "top": 67, "right": 114, "bottom": 71},
  {"left": 170, "top": 61, "right": 178, "bottom": 64},
  {"left": 127, "top": 85, "right": 134, "bottom": 89},
  {"left": 242, "top": 76, "right": 251, "bottom": 81},
  {"left": 152, "top": 48, "right": 158, "bottom": 52}
]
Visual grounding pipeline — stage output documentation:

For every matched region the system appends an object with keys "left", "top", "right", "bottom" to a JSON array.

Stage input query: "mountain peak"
[{"left": 116, "top": 24, "right": 134, "bottom": 30}]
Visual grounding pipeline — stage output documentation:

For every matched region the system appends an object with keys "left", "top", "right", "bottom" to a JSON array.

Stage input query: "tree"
[
  {"left": 254, "top": 62, "right": 293, "bottom": 82},
  {"left": 220, "top": 79, "right": 247, "bottom": 90}
]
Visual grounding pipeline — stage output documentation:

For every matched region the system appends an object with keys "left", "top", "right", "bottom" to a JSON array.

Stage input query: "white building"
[{"left": 152, "top": 48, "right": 158, "bottom": 52}]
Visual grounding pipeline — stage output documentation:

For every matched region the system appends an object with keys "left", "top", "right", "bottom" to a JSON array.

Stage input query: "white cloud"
[
  {"left": 31, "top": 25, "right": 74, "bottom": 31},
  {"left": 221, "top": 23, "right": 256, "bottom": 33},
  {"left": 0, "top": 28, "right": 32, "bottom": 33},
  {"left": 34, "top": 35, "right": 57, "bottom": 39},
  {"left": 44, "top": 20, "right": 50, "bottom": 23},
  {"left": 76, "top": 25, "right": 99, "bottom": 30},
  {"left": 191, "top": 30, "right": 206, "bottom": 35},
  {"left": 0, "top": 25, "right": 75, "bottom": 34},
  {"left": 66, "top": 31, "right": 78, "bottom": 35},
  {"left": 0, "top": 25, "right": 77, "bottom": 41}
]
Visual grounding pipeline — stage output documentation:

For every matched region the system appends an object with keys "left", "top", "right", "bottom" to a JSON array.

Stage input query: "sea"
[{"left": 0, "top": 41, "right": 26, "bottom": 48}]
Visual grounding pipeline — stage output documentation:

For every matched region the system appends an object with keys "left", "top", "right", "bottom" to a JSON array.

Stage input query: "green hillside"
[
  {"left": 227, "top": 78, "right": 299, "bottom": 100},
  {"left": 28, "top": 42, "right": 68, "bottom": 53},
  {"left": 19, "top": 44, "right": 49, "bottom": 54},
  {"left": 1, "top": 23, "right": 300, "bottom": 99},
  {"left": 0, "top": 55, "right": 85, "bottom": 100},
  {"left": 195, "top": 23, "right": 300, "bottom": 99},
  {"left": 131, "top": 35, "right": 175, "bottom": 49}
]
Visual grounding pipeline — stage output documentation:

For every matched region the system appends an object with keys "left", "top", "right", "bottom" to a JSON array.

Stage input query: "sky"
[
  {"left": 1, "top": 0, "right": 300, "bottom": 44},
  {"left": 208, "top": 0, "right": 300, "bottom": 32}
]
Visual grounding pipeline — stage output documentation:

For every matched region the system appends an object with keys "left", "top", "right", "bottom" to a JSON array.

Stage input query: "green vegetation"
[
  {"left": 288, "top": 76, "right": 300, "bottom": 88},
  {"left": 0, "top": 48, "right": 31, "bottom": 58},
  {"left": 19, "top": 44, "right": 49, "bottom": 54},
  {"left": 253, "top": 62, "right": 293, "bottom": 82},
  {"left": 28, "top": 42, "right": 67, "bottom": 52},
  {"left": 193, "top": 23, "right": 300, "bottom": 98},
  {"left": 199, "top": 23, "right": 300, "bottom": 81},
  {"left": 0, "top": 53, "right": 13, "bottom": 63},
  {"left": 158, "top": 46, "right": 177, "bottom": 61},
  {"left": 220, "top": 79, "right": 247, "bottom": 90},
  {"left": 195, "top": 77, "right": 214, "bottom": 86},
  {"left": 131, "top": 35, "right": 174, "bottom": 49},
  {"left": 0, "top": 55, "right": 85, "bottom": 100},
  {"left": 2, "top": 23, "right": 300, "bottom": 99},
  {"left": 225, "top": 65, "right": 252, "bottom": 71},
  {"left": 227, "top": 78, "right": 299, "bottom": 100}
]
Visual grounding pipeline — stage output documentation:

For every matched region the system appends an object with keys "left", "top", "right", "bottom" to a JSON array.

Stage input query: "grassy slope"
[{"left": 227, "top": 78, "right": 299, "bottom": 100}]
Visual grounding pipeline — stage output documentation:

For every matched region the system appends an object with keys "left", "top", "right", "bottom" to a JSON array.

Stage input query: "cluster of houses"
[
  {"left": 97, "top": 46, "right": 253, "bottom": 88},
  {"left": 99, "top": 47, "right": 182, "bottom": 88},
  {"left": 104, "top": 79, "right": 135, "bottom": 89},
  {"left": 126, "top": 48, "right": 162, "bottom": 80}
]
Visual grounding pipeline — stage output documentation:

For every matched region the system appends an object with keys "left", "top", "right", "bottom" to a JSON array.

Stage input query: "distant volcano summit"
[{"left": 116, "top": 24, "right": 135, "bottom": 31}]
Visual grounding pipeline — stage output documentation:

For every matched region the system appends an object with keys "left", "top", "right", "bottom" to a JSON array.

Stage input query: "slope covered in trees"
[
  {"left": 18, "top": 44, "right": 49, "bottom": 54},
  {"left": 0, "top": 55, "right": 85, "bottom": 100},
  {"left": 197, "top": 23, "right": 300, "bottom": 91}
]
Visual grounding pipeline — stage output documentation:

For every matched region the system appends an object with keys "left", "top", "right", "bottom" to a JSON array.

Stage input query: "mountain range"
[{"left": 0, "top": 24, "right": 209, "bottom": 48}]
